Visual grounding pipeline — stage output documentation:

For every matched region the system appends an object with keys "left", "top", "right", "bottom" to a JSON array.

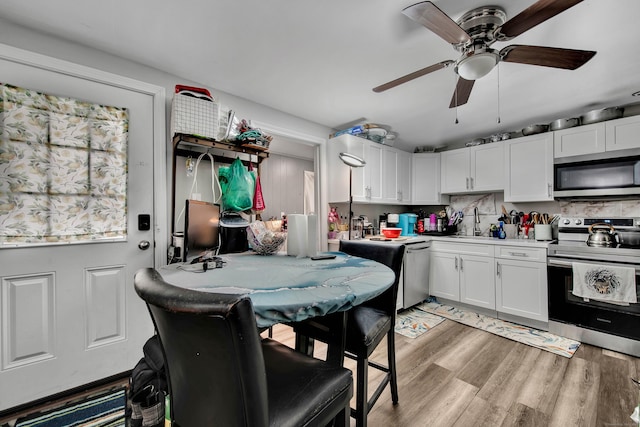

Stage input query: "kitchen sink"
[{"left": 445, "top": 235, "right": 493, "bottom": 240}]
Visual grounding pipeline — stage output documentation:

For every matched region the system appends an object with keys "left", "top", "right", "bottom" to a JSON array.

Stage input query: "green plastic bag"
[{"left": 219, "top": 158, "right": 255, "bottom": 211}]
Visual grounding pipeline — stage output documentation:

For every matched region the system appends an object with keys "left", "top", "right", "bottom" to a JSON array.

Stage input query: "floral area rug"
[
  {"left": 415, "top": 301, "right": 580, "bottom": 358},
  {"left": 394, "top": 307, "right": 445, "bottom": 339}
]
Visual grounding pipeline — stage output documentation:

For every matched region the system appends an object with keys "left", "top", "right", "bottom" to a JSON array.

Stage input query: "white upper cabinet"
[
  {"left": 554, "top": 123, "right": 606, "bottom": 158},
  {"left": 440, "top": 148, "right": 469, "bottom": 193},
  {"left": 412, "top": 153, "right": 449, "bottom": 204},
  {"left": 605, "top": 115, "right": 640, "bottom": 152},
  {"left": 441, "top": 142, "right": 504, "bottom": 194},
  {"left": 326, "top": 134, "right": 366, "bottom": 203},
  {"left": 326, "top": 134, "right": 406, "bottom": 204},
  {"left": 554, "top": 115, "right": 640, "bottom": 158},
  {"left": 365, "top": 142, "right": 383, "bottom": 202},
  {"left": 504, "top": 133, "right": 554, "bottom": 202},
  {"left": 472, "top": 142, "right": 504, "bottom": 192},
  {"left": 397, "top": 150, "right": 412, "bottom": 203},
  {"left": 381, "top": 146, "right": 412, "bottom": 204},
  {"left": 382, "top": 147, "right": 398, "bottom": 203}
]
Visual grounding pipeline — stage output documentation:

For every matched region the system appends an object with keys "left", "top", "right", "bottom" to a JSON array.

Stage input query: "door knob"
[{"left": 138, "top": 240, "right": 151, "bottom": 250}]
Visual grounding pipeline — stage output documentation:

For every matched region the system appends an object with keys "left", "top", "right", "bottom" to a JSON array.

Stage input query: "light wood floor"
[{"left": 266, "top": 320, "right": 640, "bottom": 427}]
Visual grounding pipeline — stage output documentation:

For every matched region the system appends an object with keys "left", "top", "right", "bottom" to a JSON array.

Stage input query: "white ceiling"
[{"left": 1, "top": 0, "right": 639, "bottom": 152}]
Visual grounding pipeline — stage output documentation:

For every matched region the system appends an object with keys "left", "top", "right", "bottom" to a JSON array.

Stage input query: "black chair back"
[
  {"left": 134, "top": 268, "right": 269, "bottom": 427},
  {"left": 338, "top": 240, "right": 405, "bottom": 315}
]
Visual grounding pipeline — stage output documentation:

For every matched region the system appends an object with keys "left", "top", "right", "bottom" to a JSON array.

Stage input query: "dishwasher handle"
[{"left": 405, "top": 244, "right": 430, "bottom": 253}]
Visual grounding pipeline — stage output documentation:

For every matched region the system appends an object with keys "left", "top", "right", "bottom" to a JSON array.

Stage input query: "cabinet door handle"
[
  {"left": 496, "top": 262, "right": 501, "bottom": 277},
  {"left": 548, "top": 183, "right": 552, "bottom": 197},
  {"left": 455, "top": 257, "right": 458, "bottom": 270},
  {"left": 459, "top": 257, "right": 463, "bottom": 271},
  {"left": 470, "top": 177, "right": 474, "bottom": 189},
  {"left": 466, "top": 177, "right": 470, "bottom": 190},
  {"left": 509, "top": 252, "right": 529, "bottom": 257}
]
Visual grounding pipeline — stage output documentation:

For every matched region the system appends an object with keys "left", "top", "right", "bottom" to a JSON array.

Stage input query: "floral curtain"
[{"left": 0, "top": 83, "right": 128, "bottom": 245}]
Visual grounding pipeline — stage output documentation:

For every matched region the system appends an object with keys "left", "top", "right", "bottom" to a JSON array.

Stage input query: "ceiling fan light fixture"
[{"left": 455, "top": 51, "right": 499, "bottom": 81}]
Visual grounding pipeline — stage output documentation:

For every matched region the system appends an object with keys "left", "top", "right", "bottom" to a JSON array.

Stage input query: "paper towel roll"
[
  {"left": 306, "top": 214, "right": 317, "bottom": 258},
  {"left": 287, "top": 214, "right": 306, "bottom": 257},
  {"left": 286, "top": 214, "right": 317, "bottom": 258}
]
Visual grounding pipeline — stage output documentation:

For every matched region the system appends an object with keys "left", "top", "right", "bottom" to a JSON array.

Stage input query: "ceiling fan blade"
[
  {"left": 449, "top": 77, "right": 475, "bottom": 108},
  {"left": 402, "top": 1, "right": 471, "bottom": 45},
  {"left": 500, "top": 45, "right": 596, "bottom": 70},
  {"left": 495, "top": 0, "right": 583, "bottom": 41},
  {"left": 373, "top": 60, "right": 454, "bottom": 93}
]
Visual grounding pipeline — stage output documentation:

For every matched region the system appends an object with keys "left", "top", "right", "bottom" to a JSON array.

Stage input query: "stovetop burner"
[
  {"left": 549, "top": 240, "right": 640, "bottom": 264},
  {"left": 552, "top": 215, "right": 640, "bottom": 263}
]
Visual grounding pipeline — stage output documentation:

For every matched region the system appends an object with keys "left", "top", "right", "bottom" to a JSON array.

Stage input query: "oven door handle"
[{"left": 548, "top": 256, "right": 640, "bottom": 272}]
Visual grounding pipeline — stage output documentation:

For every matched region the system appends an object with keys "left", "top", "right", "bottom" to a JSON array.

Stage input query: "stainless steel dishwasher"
[{"left": 402, "top": 241, "right": 431, "bottom": 308}]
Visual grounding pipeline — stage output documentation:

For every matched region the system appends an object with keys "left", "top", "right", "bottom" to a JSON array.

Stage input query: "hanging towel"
[{"left": 572, "top": 262, "right": 637, "bottom": 305}]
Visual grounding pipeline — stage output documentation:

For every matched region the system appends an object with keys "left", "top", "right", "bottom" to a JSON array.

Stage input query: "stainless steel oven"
[{"left": 547, "top": 216, "right": 640, "bottom": 357}]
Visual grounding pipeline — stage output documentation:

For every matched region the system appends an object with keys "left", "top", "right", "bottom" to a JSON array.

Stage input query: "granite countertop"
[
  {"left": 428, "top": 235, "right": 554, "bottom": 248},
  {"left": 329, "top": 235, "right": 554, "bottom": 248}
]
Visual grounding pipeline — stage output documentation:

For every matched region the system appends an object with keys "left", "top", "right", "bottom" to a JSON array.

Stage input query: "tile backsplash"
[
  {"left": 329, "top": 195, "right": 640, "bottom": 237},
  {"left": 449, "top": 194, "right": 640, "bottom": 236}
]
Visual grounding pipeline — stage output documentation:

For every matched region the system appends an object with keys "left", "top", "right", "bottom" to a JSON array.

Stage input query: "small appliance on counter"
[
  {"left": 386, "top": 213, "right": 399, "bottom": 228},
  {"left": 360, "top": 215, "right": 374, "bottom": 237},
  {"left": 219, "top": 212, "right": 249, "bottom": 254},
  {"left": 399, "top": 213, "right": 417, "bottom": 236},
  {"left": 350, "top": 216, "right": 364, "bottom": 240}
]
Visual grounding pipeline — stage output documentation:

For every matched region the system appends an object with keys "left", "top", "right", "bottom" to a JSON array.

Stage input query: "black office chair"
[
  {"left": 134, "top": 268, "right": 353, "bottom": 427},
  {"left": 293, "top": 241, "right": 405, "bottom": 427}
]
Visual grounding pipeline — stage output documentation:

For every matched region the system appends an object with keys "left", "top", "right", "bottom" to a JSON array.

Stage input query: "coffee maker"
[{"left": 399, "top": 213, "right": 418, "bottom": 236}]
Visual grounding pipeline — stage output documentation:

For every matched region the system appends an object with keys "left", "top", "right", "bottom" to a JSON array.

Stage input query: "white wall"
[
  {"left": 0, "top": 18, "right": 332, "bottom": 243},
  {"left": 259, "top": 154, "right": 314, "bottom": 221}
]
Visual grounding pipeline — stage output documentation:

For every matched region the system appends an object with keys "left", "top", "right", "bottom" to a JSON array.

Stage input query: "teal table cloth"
[{"left": 159, "top": 252, "right": 395, "bottom": 328}]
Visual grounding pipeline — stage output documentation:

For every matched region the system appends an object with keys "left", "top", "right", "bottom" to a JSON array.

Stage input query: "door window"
[{"left": 0, "top": 83, "right": 128, "bottom": 245}]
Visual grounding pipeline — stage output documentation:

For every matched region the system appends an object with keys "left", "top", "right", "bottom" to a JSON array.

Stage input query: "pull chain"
[
  {"left": 454, "top": 73, "right": 459, "bottom": 124},
  {"left": 496, "top": 63, "right": 501, "bottom": 124}
]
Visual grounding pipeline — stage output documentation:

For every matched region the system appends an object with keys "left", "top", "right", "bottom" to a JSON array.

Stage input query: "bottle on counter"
[{"left": 429, "top": 213, "right": 437, "bottom": 231}]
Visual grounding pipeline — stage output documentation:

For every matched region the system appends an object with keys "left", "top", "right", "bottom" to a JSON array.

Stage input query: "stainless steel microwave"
[{"left": 554, "top": 155, "right": 640, "bottom": 197}]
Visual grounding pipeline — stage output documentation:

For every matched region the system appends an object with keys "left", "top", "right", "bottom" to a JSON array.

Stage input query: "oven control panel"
[{"left": 559, "top": 217, "right": 639, "bottom": 230}]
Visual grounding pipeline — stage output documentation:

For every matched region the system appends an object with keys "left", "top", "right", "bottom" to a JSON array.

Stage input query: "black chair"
[
  {"left": 293, "top": 241, "right": 405, "bottom": 427},
  {"left": 134, "top": 268, "right": 353, "bottom": 427}
]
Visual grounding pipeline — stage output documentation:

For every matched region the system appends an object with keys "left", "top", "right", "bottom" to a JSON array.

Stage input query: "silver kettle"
[{"left": 586, "top": 223, "right": 617, "bottom": 247}]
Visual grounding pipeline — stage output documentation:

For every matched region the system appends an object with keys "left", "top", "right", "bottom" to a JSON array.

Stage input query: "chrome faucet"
[{"left": 473, "top": 207, "right": 482, "bottom": 236}]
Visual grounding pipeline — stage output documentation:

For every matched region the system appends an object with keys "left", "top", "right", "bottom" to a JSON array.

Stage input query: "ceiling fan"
[{"left": 373, "top": 0, "right": 596, "bottom": 108}]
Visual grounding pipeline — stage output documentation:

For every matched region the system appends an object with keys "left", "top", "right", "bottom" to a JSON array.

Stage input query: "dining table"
[{"left": 158, "top": 251, "right": 395, "bottom": 366}]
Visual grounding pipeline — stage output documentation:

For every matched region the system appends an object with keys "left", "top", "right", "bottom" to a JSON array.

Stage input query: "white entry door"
[{"left": 0, "top": 48, "right": 162, "bottom": 411}]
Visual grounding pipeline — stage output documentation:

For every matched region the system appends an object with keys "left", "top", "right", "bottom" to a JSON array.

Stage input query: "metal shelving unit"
[{"left": 171, "top": 133, "right": 269, "bottom": 233}]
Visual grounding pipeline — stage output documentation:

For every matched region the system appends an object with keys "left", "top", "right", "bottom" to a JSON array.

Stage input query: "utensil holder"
[
  {"left": 504, "top": 224, "right": 517, "bottom": 239},
  {"left": 534, "top": 224, "right": 552, "bottom": 241}
]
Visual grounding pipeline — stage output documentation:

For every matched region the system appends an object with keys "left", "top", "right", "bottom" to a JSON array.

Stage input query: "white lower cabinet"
[
  {"left": 430, "top": 241, "right": 548, "bottom": 322},
  {"left": 430, "top": 251, "right": 459, "bottom": 300},
  {"left": 459, "top": 254, "right": 495, "bottom": 310},
  {"left": 429, "top": 241, "right": 495, "bottom": 310},
  {"left": 495, "top": 246, "right": 548, "bottom": 322}
]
